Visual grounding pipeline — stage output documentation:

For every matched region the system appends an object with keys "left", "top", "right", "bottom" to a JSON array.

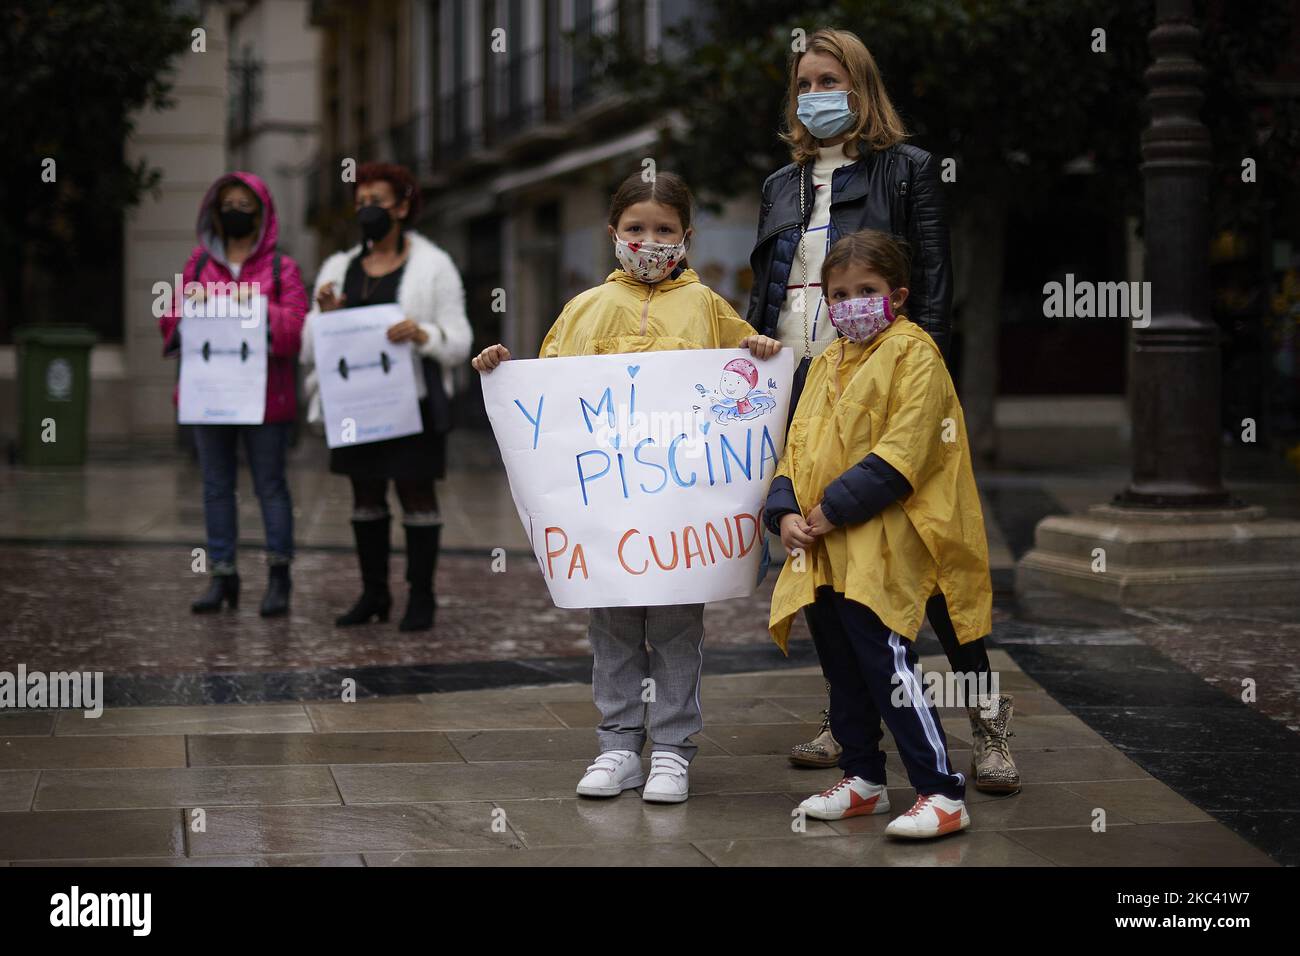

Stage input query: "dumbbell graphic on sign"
[
  {"left": 335, "top": 351, "right": 394, "bottom": 380},
  {"left": 191, "top": 340, "right": 253, "bottom": 362}
]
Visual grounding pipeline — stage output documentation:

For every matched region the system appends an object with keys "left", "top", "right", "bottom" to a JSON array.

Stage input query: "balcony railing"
[
  {"left": 429, "top": 3, "right": 644, "bottom": 168},
  {"left": 310, "top": 0, "right": 659, "bottom": 213}
]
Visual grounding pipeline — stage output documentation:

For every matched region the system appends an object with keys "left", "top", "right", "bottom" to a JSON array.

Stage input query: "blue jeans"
[{"left": 193, "top": 423, "right": 294, "bottom": 569}]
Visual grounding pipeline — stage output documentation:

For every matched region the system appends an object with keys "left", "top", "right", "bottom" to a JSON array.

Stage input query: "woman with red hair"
[{"left": 301, "top": 163, "right": 472, "bottom": 631}]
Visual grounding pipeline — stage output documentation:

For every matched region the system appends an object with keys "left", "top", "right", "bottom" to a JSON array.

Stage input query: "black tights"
[
  {"left": 927, "top": 592, "right": 992, "bottom": 677},
  {"left": 350, "top": 478, "right": 438, "bottom": 516}
]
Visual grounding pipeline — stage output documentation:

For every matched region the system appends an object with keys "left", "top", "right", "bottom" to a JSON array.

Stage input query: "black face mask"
[
  {"left": 358, "top": 205, "right": 394, "bottom": 244},
  {"left": 219, "top": 209, "right": 256, "bottom": 239}
]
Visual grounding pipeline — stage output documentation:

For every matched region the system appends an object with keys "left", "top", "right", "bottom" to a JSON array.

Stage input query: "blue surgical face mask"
[{"left": 797, "top": 90, "right": 857, "bottom": 140}]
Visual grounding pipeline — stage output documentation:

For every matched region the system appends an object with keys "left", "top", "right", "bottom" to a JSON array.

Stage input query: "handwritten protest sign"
[
  {"left": 178, "top": 295, "right": 267, "bottom": 424},
  {"left": 311, "top": 303, "right": 423, "bottom": 448},
  {"left": 482, "top": 348, "right": 795, "bottom": 608}
]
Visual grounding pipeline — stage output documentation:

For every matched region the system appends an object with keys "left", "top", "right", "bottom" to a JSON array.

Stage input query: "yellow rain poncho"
[
  {"left": 539, "top": 269, "right": 755, "bottom": 357},
  {"left": 769, "top": 318, "right": 992, "bottom": 652}
]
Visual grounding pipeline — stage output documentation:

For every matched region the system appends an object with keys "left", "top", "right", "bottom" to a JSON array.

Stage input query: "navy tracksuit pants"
[{"left": 805, "top": 586, "right": 966, "bottom": 801}]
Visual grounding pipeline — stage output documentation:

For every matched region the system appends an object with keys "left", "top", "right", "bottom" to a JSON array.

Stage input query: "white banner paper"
[
  {"left": 311, "top": 303, "right": 423, "bottom": 448},
  {"left": 178, "top": 295, "right": 268, "bottom": 425},
  {"left": 483, "top": 348, "right": 795, "bottom": 608}
]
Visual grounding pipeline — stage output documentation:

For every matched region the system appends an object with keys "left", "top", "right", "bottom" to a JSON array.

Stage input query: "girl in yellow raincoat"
[
  {"left": 472, "top": 171, "right": 781, "bottom": 804},
  {"left": 765, "top": 230, "right": 992, "bottom": 839}
]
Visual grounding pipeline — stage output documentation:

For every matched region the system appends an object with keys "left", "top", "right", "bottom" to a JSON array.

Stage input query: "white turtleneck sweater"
[{"left": 775, "top": 144, "right": 858, "bottom": 359}]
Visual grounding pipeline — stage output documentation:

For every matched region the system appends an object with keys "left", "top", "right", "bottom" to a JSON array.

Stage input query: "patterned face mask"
[
  {"left": 828, "top": 295, "right": 896, "bottom": 343},
  {"left": 613, "top": 237, "right": 687, "bottom": 284}
]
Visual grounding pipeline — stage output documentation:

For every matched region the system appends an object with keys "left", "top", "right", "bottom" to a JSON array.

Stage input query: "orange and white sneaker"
[
  {"left": 798, "top": 776, "right": 890, "bottom": 820},
  {"left": 884, "top": 793, "right": 970, "bottom": 839}
]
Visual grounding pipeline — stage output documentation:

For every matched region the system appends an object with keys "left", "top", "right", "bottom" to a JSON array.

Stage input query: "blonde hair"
[{"left": 780, "top": 28, "right": 909, "bottom": 166}]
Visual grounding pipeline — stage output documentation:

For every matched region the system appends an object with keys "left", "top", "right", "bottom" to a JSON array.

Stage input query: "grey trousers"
[{"left": 588, "top": 603, "right": 706, "bottom": 761}]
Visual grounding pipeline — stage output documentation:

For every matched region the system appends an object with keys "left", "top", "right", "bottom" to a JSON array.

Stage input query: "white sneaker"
[
  {"left": 884, "top": 793, "right": 970, "bottom": 839},
  {"left": 576, "top": 750, "right": 644, "bottom": 797},
  {"left": 798, "top": 776, "right": 890, "bottom": 820},
  {"left": 641, "top": 751, "right": 690, "bottom": 803}
]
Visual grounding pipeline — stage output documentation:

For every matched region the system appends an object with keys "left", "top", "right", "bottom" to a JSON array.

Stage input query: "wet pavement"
[
  {"left": 0, "top": 431, "right": 1016, "bottom": 686},
  {"left": 1, "top": 432, "right": 1298, "bottom": 865},
  {"left": 0, "top": 661, "right": 1276, "bottom": 867}
]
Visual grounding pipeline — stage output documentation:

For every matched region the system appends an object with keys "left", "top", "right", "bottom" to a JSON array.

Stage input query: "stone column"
[
  {"left": 1119, "top": 0, "right": 1228, "bottom": 507},
  {"left": 1015, "top": 0, "right": 1300, "bottom": 608}
]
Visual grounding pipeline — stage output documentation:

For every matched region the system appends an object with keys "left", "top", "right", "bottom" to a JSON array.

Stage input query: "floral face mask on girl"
[
  {"left": 828, "top": 295, "right": 897, "bottom": 343},
  {"left": 614, "top": 237, "right": 687, "bottom": 284}
]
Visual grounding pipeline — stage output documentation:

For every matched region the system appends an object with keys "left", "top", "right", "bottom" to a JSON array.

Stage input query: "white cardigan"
[{"left": 300, "top": 231, "right": 473, "bottom": 423}]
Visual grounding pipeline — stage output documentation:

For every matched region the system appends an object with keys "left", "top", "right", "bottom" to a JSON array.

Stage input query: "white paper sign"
[
  {"left": 483, "top": 348, "right": 795, "bottom": 608},
  {"left": 311, "top": 303, "right": 423, "bottom": 448},
  {"left": 178, "top": 295, "right": 268, "bottom": 425}
]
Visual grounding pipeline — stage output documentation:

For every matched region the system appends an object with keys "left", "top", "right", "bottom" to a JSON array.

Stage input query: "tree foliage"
[
  {"left": 596, "top": 0, "right": 1296, "bottom": 225},
  {"left": 0, "top": 2, "right": 195, "bottom": 329}
]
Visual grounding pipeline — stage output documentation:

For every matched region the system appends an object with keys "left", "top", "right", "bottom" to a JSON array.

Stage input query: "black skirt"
[
  {"left": 329, "top": 396, "right": 448, "bottom": 481},
  {"left": 328, "top": 251, "right": 451, "bottom": 482}
]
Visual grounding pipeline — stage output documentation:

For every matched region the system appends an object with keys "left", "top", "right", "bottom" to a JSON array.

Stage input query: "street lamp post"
[
  {"left": 1014, "top": 0, "right": 1300, "bottom": 609},
  {"left": 1118, "top": 0, "right": 1230, "bottom": 508}
]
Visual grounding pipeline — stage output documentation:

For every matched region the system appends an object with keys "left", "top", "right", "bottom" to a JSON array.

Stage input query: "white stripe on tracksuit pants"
[{"left": 805, "top": 586, "right": 966, "bottom": 800}]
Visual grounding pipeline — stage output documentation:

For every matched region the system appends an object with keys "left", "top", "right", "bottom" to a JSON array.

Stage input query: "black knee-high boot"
[
  {"left": 399, "top": 523, "right": 439, "bottom": 632},
  {"left": 336, "top": 515, "right": 392, "bottom": 626}
]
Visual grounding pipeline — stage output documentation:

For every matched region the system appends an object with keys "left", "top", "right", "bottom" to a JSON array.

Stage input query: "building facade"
[
  {"left": 0, "top": 0, "right": 322, "bottom": 448},
  {"left": 307, "top": 0, "right": 758, "bottom": 424}
]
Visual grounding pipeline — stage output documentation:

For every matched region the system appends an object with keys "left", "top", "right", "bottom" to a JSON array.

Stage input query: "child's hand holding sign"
[{"left": 472, "top": 344, "right": 511, "bottom": 372}]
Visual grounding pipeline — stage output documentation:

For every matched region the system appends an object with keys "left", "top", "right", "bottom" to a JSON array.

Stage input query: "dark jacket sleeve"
[
  {"left": 764, "top": 475, "right": 800, "bottom": 535},
  {"left": 819, "top": 453, "right": 913, "bottom": 527},
  {"left": 745, "top": 176, "right": 776, "bottom": 330},
  {"left": 903, "top": 151, "right": 953, "bottom": 358},
  {"left": 746, "top": 241, "right": 776, "bottom": 334}
]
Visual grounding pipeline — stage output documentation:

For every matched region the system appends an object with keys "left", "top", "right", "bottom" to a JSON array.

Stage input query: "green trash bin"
[{"left": 15, "top": 324, "right": 97, "bottom": 466}]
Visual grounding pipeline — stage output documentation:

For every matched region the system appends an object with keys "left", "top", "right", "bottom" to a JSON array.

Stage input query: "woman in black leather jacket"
[
  {"left": 747, "top": 32, "right": 952, "bottom": 373},
  {"left": 751, "top": 28, "right": 1019, "bottom": 795}
]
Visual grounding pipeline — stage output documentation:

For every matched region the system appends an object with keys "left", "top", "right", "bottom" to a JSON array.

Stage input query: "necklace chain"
[{"left": 798, "top": 163, "right": 812, "bottom": 360}]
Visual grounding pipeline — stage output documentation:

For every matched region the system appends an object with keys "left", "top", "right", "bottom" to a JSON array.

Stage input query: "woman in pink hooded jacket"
[{"left": 159, "top": 171, "right": 308, "bottom": 617}]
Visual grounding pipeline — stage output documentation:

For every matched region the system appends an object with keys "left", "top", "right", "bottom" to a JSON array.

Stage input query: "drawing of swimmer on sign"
[{"left": 695, "top": 357, "right": 778, "bottom": 424}]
